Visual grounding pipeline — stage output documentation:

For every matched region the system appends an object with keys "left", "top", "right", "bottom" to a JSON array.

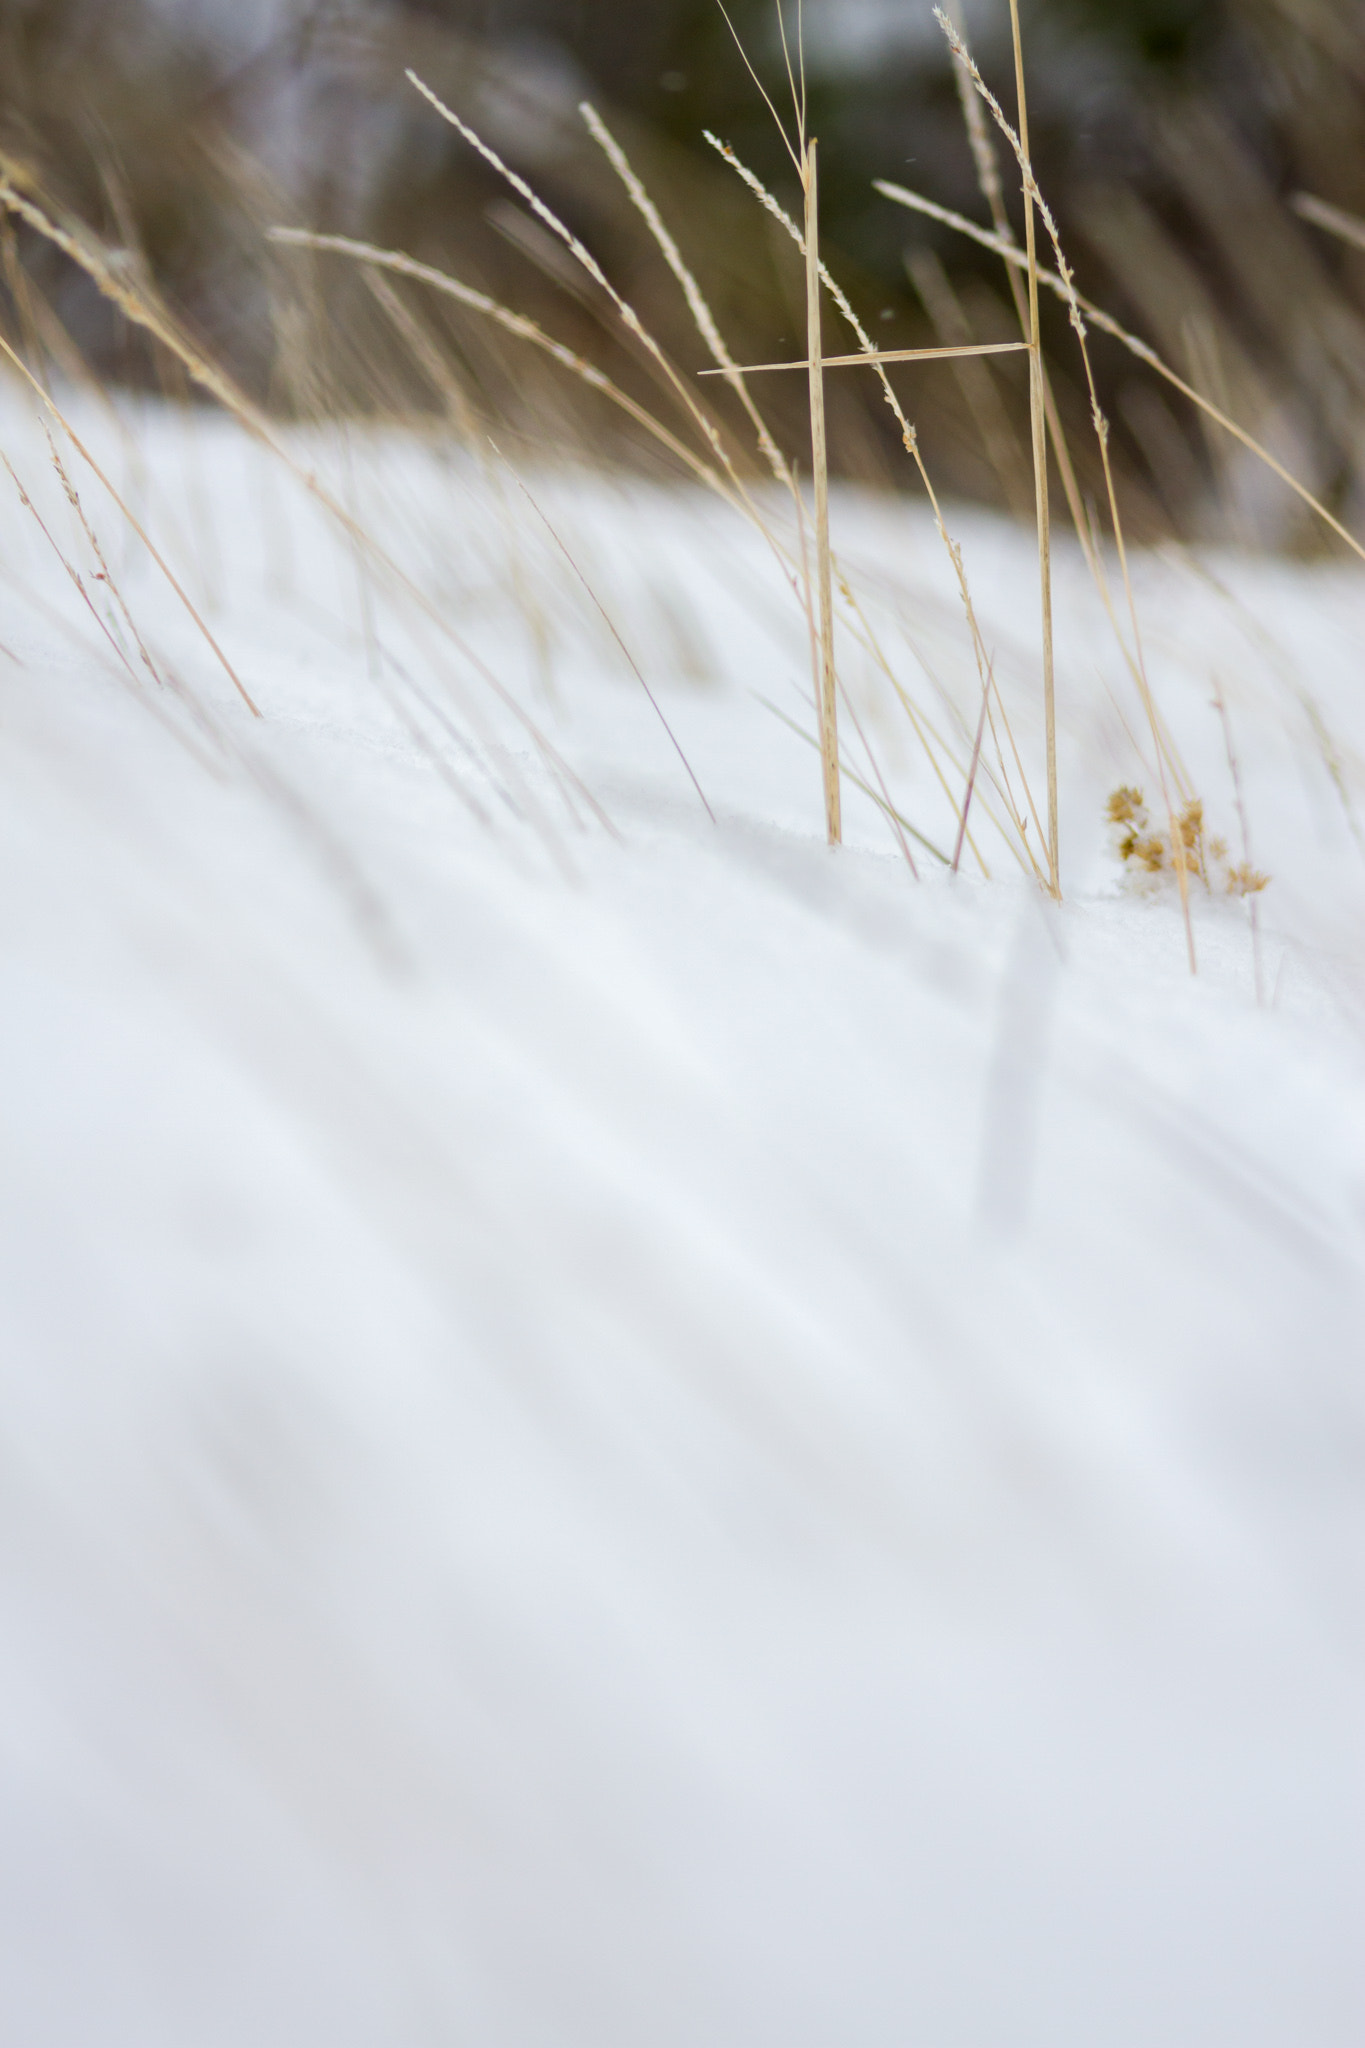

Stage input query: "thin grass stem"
[
  {"left": 874, "top": 176, "right": 1365, "bottom": 567},
  {"left": 1004, "top": 0, "right": 1058, "bottom": 895},
  {"left": 803, "top": 139, "right": 841, "bottom": 844}
]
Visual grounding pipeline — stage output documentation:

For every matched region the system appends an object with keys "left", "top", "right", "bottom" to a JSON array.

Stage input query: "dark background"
[{"left": 3, "top": 1, "right": 1364, "bottom": 543}]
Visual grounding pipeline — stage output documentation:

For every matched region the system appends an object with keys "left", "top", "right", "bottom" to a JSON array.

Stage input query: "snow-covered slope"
[{"left": 1, "top": 390, "right": 1362, "bottom": 2045}]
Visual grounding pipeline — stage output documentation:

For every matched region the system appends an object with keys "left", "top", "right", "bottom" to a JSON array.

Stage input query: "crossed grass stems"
[{"left": 2, "top": 3, "right": 1359, "bottom": 960}]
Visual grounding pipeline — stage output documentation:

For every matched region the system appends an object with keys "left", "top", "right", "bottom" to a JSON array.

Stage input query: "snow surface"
[{"left": 1, "top": 387, "right": 1362, "bottom": 2045}]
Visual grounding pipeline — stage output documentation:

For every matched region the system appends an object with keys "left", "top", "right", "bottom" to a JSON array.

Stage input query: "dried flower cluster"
[{"left": 1106, "top": 787, "right": 1269, "bottom": 896}]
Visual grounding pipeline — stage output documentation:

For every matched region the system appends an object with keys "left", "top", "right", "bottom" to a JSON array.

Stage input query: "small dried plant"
[{"left": 1107, "top": 786, "right": 1269, "bottom": 897}]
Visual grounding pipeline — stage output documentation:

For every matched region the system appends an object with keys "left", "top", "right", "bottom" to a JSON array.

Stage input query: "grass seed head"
[{"left": 1107, "top": 785, "right": 1146, "bottom": 827}]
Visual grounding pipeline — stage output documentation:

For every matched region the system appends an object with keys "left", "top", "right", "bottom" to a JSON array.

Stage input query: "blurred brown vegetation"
[{"left": 2, "top": 0, "right": 1365, "bottom": 549}]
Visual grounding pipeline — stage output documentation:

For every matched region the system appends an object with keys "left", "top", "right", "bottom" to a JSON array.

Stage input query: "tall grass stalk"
[
  {"left": 946, "top": 19, "right": 1090, "bottom": 560},
  {"left": 803, "top": 138, "right": 841, "bottom": 844},
  {"left": 935, "top": 12, "right": 1197, "bottom": 962},
  {"left": 578, "top": 101, "right": 793, "bottom": 493},
  {"left": 704, "top": 132, "right": 1047, "bottom": 876},
  {"left": 1212, "top": 683, "right": 1264, "bottom": 1005},
  {"left": 1004, "top": 0, "right": 1058, "bottom": 895}
]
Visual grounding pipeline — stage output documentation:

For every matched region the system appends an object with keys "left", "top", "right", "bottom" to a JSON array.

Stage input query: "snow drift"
[{"left": 0, "top": 388, "right": 1362, "bottom": 2045}]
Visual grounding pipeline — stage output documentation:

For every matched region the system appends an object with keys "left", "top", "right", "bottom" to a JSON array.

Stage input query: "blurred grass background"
[{"left": 2, "top": 0, "right": 1364, "bottom": 548}]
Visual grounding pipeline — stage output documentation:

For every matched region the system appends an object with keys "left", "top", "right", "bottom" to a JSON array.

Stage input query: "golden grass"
[
  {"left": 1002, "top": 0, "right": 1058, "bottom": 898},
  {"left": 932, "top": 8, "right": 1201, "bottom": 960},
  {"left": 703, "top": 126, "right": 1048, "bottom": 879},
  {"left": 874, "top": 177, "right": 1365, "bottom": 571},
  {"left": 803, "top": 138, "right": 841, "bottom": 846},
  {"left": 268, "top": 66, "right": 1039, "bottom": 876},
  {"left": 0, "top": 327, "right": 260, "bottom": 716},
  {"left": 3, "top": 0, "right": 1345, "bottom": 981}
]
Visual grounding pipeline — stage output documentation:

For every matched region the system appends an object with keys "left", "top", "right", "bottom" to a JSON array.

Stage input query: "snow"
[{"left": 1, "top": 385, "right": 1362, "bottom": 2045}]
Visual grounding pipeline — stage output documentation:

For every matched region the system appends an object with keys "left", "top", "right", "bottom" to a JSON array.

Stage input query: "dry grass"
[
  {"left": 1003, "top": 0, "right": 1057, "bottom": 898},
  {"left": 801, "top": 138, "right": 841, "bottom": 847},
  {"left": 5, "top": 0, "right": 1360, "bottom": 975}
]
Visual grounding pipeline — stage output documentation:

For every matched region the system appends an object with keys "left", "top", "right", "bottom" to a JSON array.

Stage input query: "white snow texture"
[{"left": 0, "top": 388, "right": 1361, "bottom": 2046}]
